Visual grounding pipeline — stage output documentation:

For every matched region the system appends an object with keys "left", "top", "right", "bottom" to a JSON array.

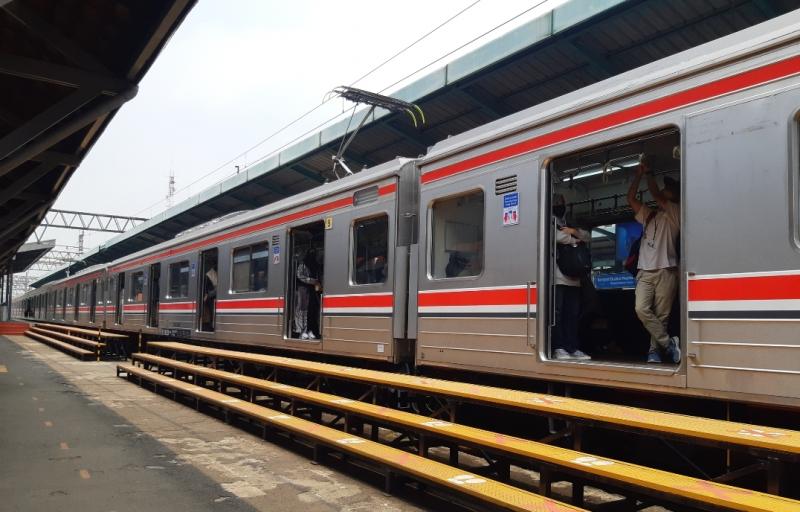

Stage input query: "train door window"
[
  {"left": 231, "top": 243, "right": 268, "bottom": 293},
  {"left": 429, "top": 190, "right": 484, "bottom": 279},
  {"left": 89, "top": 280, "right": 97, "bottom": 323},
  {"left": 148, "top": 264, "right": 160, "bottom": 327},
  {"left": 61, "top": 289, "right": 67, "bottom": 319},
  {"left": 130, "top": 272, "right": 144, "bottom": 302},
  {"left": 115, "top": 274, "right": 125, "bottom": 324},
  {"left": 352, "top": 215, "right": 388, "bottom": 285},
  {"left": 546, "top": 128, "right": 681, "bottom": 366},
  {"left": 168, "top": 261, "right": 190, "bottom": 298},
  {"left": 286, "top": 221, "right": 325, "bottom": 340},
  {"left": 199, "top": 249, "right": 218, "bottom": 332}
]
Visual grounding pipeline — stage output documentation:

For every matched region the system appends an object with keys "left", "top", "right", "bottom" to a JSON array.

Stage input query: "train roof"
[
  {"left": 422, "top": 8, "right": 800, "bottom": 166},
  {"left": 108, "top": 157, "right": 411, "bottom": 270}
]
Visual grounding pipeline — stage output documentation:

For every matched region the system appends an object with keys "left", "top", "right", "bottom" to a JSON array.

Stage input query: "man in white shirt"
[
  {"left": 626, "top": 157, "right": 681, "bottom": 364},
  {"left": 552, "top": 193, "right": 592, "bottom": 361}
]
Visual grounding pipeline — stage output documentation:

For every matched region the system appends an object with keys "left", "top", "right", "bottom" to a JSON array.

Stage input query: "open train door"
[
  {"left": 285, "top": 221, "right": 325, "bottom": 341},
  {"left": 198, "top": 249, "right": 218, "bottom": 332},
  {"left": 115, "top": 274, "right": 124, "bottom": 324}
]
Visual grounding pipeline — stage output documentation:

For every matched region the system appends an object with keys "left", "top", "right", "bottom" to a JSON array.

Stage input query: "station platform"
[{"left": 0, "top": 335, "right": 424, "bottom": 512}]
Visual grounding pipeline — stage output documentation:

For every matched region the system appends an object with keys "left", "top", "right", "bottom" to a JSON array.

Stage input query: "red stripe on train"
[
  {"left": 159, "top": 303, "right": 195, "bottom": 311},
  {"left": 113, "top": 184, "right": 396, "bottom": 273},
  {"left": 418, "top": 287, "right": 536, "bottom": 307},
  {"left": 216, "top": 298, "right": 284, "bottom": 310},
  {"left": 323, "top": 294, "right": 393, "bottom": 308},
  {"left": 422, "top": 55, "right": 800, "bottom": 184},
  {"left": 688, "top": 274, "right": 800, "bottom": 301}
]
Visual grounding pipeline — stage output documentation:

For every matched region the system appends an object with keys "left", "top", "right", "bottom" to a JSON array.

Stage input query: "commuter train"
[{"left": 15, "top": 13, "right": 800, "bottom": 409}]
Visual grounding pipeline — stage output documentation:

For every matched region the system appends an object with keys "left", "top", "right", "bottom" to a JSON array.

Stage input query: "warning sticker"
[
  {"left": 272, "top": 245, "right": 280, "bottom": 264},
  {"left": 502, "top": 192, "right": 519, "bottom": 226}
]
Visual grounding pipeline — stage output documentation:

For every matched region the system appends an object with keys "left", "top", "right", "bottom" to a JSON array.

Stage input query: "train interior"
[
  {"left": 199, "top": 249, "right": 218, "bottom": 332},
  {"left": 286, "top": 221, "right": 325, "bottom": 340},
  {"left": 548, "top": 128, "right": 681, "bottom": 366}
]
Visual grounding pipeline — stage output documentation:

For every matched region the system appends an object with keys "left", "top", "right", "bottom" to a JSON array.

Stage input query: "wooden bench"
[
  {"left": 29, "top": 326, "right": 104, "bottom": 361},
  {"left": 26, "top": 330, "right": 94, "bottom": 360},
  {"left": 118, "top": 363, "right": 583, "bottom": 512},
  {"left": 33, "top": 322, "right": 127, "bottom": 340},
  {"left": 147, "top": 342, "right": 800, "bottom": 463},
  {"left": 132, "top": 352, "right": 800, "bottom": 512}
]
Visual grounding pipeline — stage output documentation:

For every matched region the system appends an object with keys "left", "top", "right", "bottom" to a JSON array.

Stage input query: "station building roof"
[
  {"left": 30, "top": 0, "right": 797, "bottom": 287},
  {"left": 0, "top": 0, "right": 197, "bottom": 277}
]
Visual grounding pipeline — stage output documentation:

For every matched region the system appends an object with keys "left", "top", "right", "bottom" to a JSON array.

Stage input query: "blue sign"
[
  {"left": 594, "top": 272, "right": 636, "bottom": 290},
  {"left": 503, "top": 192, "right": 519, "bottom": 208}
]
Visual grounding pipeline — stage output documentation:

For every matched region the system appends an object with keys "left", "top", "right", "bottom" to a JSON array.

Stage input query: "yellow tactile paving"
[
  {"left": 119, "top": 364, "right": 583, "bottom": 512},
  {"left": 134, "top": 353, "right": 800, "bottom": 512},
  {"left": 34, "top": 323, "right": 127, "bottom": 339},
  {"left": 149, "top": 342, "right": 800, "bottom": 457}
]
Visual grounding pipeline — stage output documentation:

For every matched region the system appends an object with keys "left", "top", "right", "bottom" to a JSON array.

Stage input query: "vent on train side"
[
  {"left": 353, "top": 185, "right": 379, "bottom": 205},
  {"left": 272, "top": 235, "right": 280, "bottom": 246},
  {"left": 495, "top": 175, "right": 517, "bottom": 195}
]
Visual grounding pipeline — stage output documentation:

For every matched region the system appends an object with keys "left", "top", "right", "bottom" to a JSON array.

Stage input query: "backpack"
[
  {"left": 556, "top": 242, "right": 592, "bottom": 278},
  {"left": 624, "top": 211, "right": 656, "bottom": 276}
]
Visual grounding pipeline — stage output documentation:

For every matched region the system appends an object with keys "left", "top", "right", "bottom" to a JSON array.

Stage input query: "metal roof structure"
[
  {"left": 0, "top": 0, "right": 197, "bottom": 279},
  {"left": 31, "top": 0, "right": 798, "bottom": 288}
]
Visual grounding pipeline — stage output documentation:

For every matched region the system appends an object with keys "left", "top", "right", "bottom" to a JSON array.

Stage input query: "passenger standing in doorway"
[
  {"left": 626, "top": 156, "right": 681, "bottom": 364},
  {"left": 552, "top": 194, "right": 592, "bottom": 361},
  {"left": 202, "top": 266, "right": 218, "bottom": 330},
  {"left": 294, "top": 249, "right": 321, "bottom": 340}
]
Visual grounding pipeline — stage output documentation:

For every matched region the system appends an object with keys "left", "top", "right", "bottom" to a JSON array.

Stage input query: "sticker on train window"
[{"left": 502, "top": 192, "right": 519, "bottom": 226}]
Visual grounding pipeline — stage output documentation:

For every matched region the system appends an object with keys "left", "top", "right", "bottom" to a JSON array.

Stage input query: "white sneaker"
[
  {"left": 300, "top": 331, "right": 309, "bottom": 340},
  {"left": 553, "top": 348, "right": 572, "bottom": 360},
  {"left": 307, "top": 331, "right": 317, "bottom": 340},
  {"left": 667, "top": 336, "right": 681, "bottom": 364},
  {"left": 570, "top": 350, "right": 591, "bottom": 361}
]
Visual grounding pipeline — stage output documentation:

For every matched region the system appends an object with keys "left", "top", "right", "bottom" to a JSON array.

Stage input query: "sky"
[{"left": 27, "top": 0, "right": 568, "bottom": 281}]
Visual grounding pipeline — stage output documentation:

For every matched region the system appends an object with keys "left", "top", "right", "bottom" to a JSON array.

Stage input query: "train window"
[
  {"left": 168, "top": 261, "right": 190, "bottom": 298},
  {"left": 430, "top": 190, "right": 484, "bottom": 279},
  {"left": 130, "top": 272, "right": 145, "bottom": 302},
  {"left": 231, "top": 243, "right": 269, "bottom": 293},
  {"left": 352, "top": 215, "right": 388, "bottom": 285}
]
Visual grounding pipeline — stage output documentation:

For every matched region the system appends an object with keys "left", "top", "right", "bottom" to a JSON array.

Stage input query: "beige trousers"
[{"left": 634, "top": 268, "right": 678, "bottom": 352}]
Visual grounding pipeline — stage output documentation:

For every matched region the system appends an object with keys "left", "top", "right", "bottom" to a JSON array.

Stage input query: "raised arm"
[
  {"left": 627, "top": 163, "right": 645, "bottom": 214},
  {"left": 646, "top": 173, "right": 669, "bottom": 209}
]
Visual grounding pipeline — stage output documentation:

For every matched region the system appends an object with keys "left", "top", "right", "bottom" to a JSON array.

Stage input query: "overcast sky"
[{"left": 29, "top": 0, "right": 567, "bottom": 279}]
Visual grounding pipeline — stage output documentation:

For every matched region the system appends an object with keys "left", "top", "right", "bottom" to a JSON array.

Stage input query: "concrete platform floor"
[{"left": 0, "top": 335, "right": 423, "bottom": 512}]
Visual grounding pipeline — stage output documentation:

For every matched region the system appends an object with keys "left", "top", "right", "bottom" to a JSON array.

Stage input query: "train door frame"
[
  {"left": 198, "top": 248, "right": 218, "bottom": 332},
  {"left": 284, "top": 220, "right": 325, "bottom": 341},
  {"left": 538, "top": 127, "right": 684, "bottom": 369},
  {"left": 115, "top": 273, "right": 125, "bottom": 325},
  {"left": 89, "top": 279, "right": 97, "bottom": 323},
  {"left": 148, "top": 263, "right": 161, "bottom": 328}
]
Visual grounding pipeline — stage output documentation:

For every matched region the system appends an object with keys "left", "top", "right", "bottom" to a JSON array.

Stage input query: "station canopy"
[
  {"left": 31, "top": 0, "right": 797, "bottom": 287},
  {"left": 0, "top": 0, "right": 196, "bottom": 279}
]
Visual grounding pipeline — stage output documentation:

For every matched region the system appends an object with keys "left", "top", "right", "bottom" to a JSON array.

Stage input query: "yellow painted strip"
[
  {"left": 43, "top": 421, "right": 53, "bottom": 428},
  {"left": 0, "top": 364, "right": 7, "bottom": 373},
  {"left": 79, "top": 469, "right": 90, "bottom": 480},
  {"left": 147, "top": 342, "right": 800, "bottom": 455},
  {"left": 60, "top": 442, "right": 69, "bottom": 450}
]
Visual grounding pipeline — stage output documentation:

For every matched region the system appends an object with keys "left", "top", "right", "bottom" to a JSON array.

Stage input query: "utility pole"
[{"left": 166, "top": 170, "right": 176, "bottom": 208}]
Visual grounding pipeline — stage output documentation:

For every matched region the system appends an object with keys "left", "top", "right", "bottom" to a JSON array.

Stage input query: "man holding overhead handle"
[{"left": 626, "top": 156, "right": 681, "bottom": 364}]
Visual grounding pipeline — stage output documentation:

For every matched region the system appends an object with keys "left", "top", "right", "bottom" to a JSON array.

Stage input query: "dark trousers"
[{"left": 553, "top": 285, "right": 581, "bottom": 353}]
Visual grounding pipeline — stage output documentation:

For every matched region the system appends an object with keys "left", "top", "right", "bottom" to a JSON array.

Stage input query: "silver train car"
[{"left": 15, "top": 12, "right": 800, "bottom": 408}]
